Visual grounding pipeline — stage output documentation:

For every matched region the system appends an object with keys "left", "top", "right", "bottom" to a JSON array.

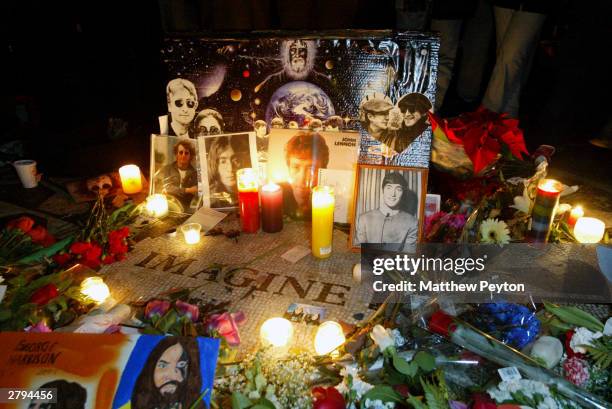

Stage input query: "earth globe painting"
[{"left": 265, "top": 81, "right": 335, "bottom": 128}]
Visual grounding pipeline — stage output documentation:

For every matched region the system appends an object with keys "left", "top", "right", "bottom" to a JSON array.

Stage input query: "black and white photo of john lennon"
[{"left": 350, "top": 165, "right": 424, "bottom": 252}]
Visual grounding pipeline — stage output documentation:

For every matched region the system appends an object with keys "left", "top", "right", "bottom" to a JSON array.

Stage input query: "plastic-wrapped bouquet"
[{"left": 468, "top": 303, "right": 541, "bottom": 349}]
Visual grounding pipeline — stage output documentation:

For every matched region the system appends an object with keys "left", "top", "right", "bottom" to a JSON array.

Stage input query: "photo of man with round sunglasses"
[{"left": 166, "top": 78, "right": 199, "bottom": 139}]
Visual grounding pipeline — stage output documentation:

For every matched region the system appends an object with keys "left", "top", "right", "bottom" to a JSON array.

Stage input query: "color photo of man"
[
  {"left": 131, "top": 337, "right": 202, "bottom": 409},
  {"left": 280, "top": 131, "right": 329, "bottom": 219},
  {"left": 157, "top": 139, "right": 198, "bottom": 212}
]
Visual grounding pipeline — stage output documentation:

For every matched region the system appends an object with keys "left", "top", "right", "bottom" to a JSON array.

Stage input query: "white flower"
[
  {"left": 604, "top": 317, "right": 612, "bottom": 336},
  {"left": 370, "top": 325, "right": 395, "bottom": 352},
  {"left": 364, "top": 399, "right": 395, "bottom": 409},
  {"left": 488, "top": 379, "right": 579, "bottom": 409},
  {"left": 480, "top": 218, "right": 511, "bottom": 245},
  {"left": 570, "top": 327, "right": 603, "bottom": 353},
  {"left": 530, "top": 336, "right": 563, "bottom": 369},
  {"left": 511, "top": 187, "right": 531, "bottom": 214},
  {"left": 335, "top": 363, "right": 373, "bottom": 399},
  {"left": 247, "top": 390, "right": 260, "bottom": 400},
  {"left": 390, "top": 329, "right": 406, "bottom": 348}
]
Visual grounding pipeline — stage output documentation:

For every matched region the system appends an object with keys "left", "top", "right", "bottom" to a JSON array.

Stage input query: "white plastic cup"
[{"left": 13, "top": 160, "right": 38, "bottom": 188}]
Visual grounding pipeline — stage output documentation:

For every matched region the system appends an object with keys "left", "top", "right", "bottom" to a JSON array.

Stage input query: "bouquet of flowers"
[{"left": 0, "top": 216, "right": 69, "bottom": 266}]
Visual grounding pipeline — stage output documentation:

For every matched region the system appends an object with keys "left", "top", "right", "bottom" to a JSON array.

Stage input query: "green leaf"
[
  {"left": 16, "top": 237, "right": 73, "bottom": 265},
  {"left": 393, "top": 353, "right": 418, "bottom": 377},
  {"left": 251, "top": 398, "right": 276, "bottom": 409},
  {"left": 360, "top": 385, "right": 403, "bottom": 409},
  {"left": 231, "top": 391, "right": 252, "bottom": 409},
  {"left": 407, "top": 394, "right": 428, "bottom": 409},
  {"left": 421, "top": 378, "right": 447, "bottom": 409},
  {"left": 0, "top": 309, "right": 11, "bottom": 322},
  {"left": 543, "top": 302, "right": 604, "bottom": 332},
  {"left": 155, "top": 309, "right": 178, "bottom": 333},
  {"left": 414, "top": 351, "right": 436, "bottom": 372}
]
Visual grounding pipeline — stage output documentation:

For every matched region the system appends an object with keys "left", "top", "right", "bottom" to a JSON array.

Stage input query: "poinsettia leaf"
[{"left": 499, "top": 129, "right": 528, "bottom": 160}]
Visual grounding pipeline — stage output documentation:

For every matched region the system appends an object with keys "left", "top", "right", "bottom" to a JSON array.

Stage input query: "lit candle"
[
  {"left": 261, "top": 183, "right": 283, "bottom": 233},
  {"left": 81, "top": 277, "right": 110, "bottom": 304},
  {"left": 314, "top": 321, "right": 346, "bottom": 356},
  {"left": 312, "top": 186, "right": 334, "bottom": 259},
  {"left": 260, "top": 317, "right": 293, "bottom": 347},
  {"left": 237, "top": 168, "right": 260, "bottom": 233},
  {"left": 568, "top": 205, "right": 584, "bottom": 228},
  {"left": 574, "top": 217, "right": 605, "bottom": 243},
  {"left": 181, "top": 223, "right": 202, "bottom": 245},
  {"left": 145, "top": 194, "right": 169, "bottom": 218},
  {"left": 528, "top": 179, "right": 562, "bottom": 243},
  {"left": 118, "top": 164, "right": 143, "bottom": 194}
]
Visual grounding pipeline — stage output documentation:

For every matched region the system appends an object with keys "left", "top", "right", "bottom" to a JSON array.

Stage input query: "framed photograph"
[
  {"left": 266, "top": 128, "right": 359, "bottom": 219},
  {"left": 198, "top": 132, "right": 257, "bottom": 209},
  {"left": 150, "top": 135, "right": 201, "bottom": 214},
  {"left": 349, "top": 164, "right": 428, "bottom": 252}
]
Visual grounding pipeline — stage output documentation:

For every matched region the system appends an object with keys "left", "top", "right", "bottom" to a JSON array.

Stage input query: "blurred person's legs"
[
  {"left": 482, "top": 7, "right": 545, "bottom": 117},
  {"left": 431, "top": 19, "right": 463, "bottom": 111},
  {"left": 456, "top": 0, "right": 493, "bottom": 102}
]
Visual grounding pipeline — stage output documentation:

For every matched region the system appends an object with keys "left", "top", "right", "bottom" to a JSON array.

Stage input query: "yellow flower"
[{"left": 480, "top": 218, "right": 511, "bottom": 245}]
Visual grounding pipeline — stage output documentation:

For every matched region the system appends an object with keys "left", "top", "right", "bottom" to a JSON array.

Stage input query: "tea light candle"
[
  {"left": 312, "top": 186, "right": 335, "bottom": 259},
  {"left": 145, "top": 194, "right": 169, "bottom": 218},
  {"left": 260, "top": 317, "right": 293, "bottom": 347},
  {"left": 118, "top": 164, "right": 143, "bottom": 194},
  {"left": 181, "top": 223, "right": 202, "bottom": 245},
  {"left": 314, "top": 321, "right": 346, "bottom": 356},
  {"left": 237, "top": 168, "right": 260, "bottom": 233},
  {"left": 574, "top": 217, "right": 605, "bottom": 243},
  {"left": 568, "top": 205, "right": 584, "bottom": 228},
  {"left": 81, "top": 277, "right": 110, "bottom": 304},
  {"left": 528, "top": 179, "right": 562, "bottom": 243},
  {"left": 261, "top": 182, "right": 283, "bottom": 233}
]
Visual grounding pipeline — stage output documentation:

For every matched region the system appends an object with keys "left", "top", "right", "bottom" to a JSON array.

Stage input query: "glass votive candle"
[
  {"left": 181, "top": 223, "right": 202, "bottom": 245},
  {"left": 145, "top": 194, "right": 169, "bottom": 218},
  {"left": 574, "top": 217, "right": 605, "bottom": 243}
]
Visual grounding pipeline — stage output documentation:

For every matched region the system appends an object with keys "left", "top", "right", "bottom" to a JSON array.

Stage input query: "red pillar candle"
[
  {"left": 528, "top": 179, "right": 562, "bottom": 243},
  {"left": 261, "top": 183, "right": 283, "bottom": 233},
  {"left": 237, "top": 168, "right": 260, "bottom": 233},
  {"left": 567, "top": 205, "right": 584, "bottom": 228}
]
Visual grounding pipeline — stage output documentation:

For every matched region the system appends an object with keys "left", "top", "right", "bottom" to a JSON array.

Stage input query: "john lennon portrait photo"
[
  {"left": 166, "top": 79, "right": 199, "bottom": 139},
  {"left": 112, "top": 335, "right": 219, "bottom": 409},
  {"left": 199, "top": 132, "right": 257, "bottom": 209},
  {"left": 150, "top": 135, "right": 201, "bottom": 213},
  {"left": 267, "top": 128, "right": 359, "bottom": 220},
  {"left": 359, "top": 92, "right": 433, "bottom": 158},
  {"left": 350, "top": 165, "right": 426, "bottom": 252}
]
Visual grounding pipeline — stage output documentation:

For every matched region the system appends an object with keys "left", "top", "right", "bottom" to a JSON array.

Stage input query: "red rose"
[
  {"left": 53, "top": 252, "right": 73, "bottom": 266},
  {"left": 429, "top": 310, "right": 456, "bottom": 338},
  {"left": 564, "top": 330, "right": 585, "bottom": 359},
  {"left": 7, "top": 216, "right": 35, "bottom": 233},
  {"left": 312, "top": 387, "right": 346, "bottom": 409},
  {"left": 30, "top": 284, "right": 59, "bottom": 306},
  {"left": 26, "top": 226, "right": 55, "bottom": 246},
  {"left": 472, "top": 393, "right": 497, "bottom": 409},
  {"left": 81, "top": 244, "right": 103, "bottom": 269},
  {"left": 70, "top": 241, "right": 93, "bottom": 255},
  {"left": 102, "top": 254, "right": 115, "bottom": 264}
]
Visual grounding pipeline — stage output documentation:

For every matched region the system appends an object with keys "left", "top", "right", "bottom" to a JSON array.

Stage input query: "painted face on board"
[{"left": 153, "top": 343, "right": 188, "bottom": 396}]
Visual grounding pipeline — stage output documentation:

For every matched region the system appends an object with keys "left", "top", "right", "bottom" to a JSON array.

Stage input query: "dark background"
[{"left": 2, "top": 0, "right": 611, "bottom": 179}]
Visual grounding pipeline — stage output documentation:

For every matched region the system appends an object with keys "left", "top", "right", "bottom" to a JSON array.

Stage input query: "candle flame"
[
  {"left": 237, "top": 168, "right": 259, "bottom": 191},
  {"left": 538, "top": 179, "right": 561, "bottom": 193}
]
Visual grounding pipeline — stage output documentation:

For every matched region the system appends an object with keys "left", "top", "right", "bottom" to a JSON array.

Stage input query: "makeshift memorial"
[
  {"left": 312, "top": 185, "right": 335, "bottom": 258},
  {"left": 350, "top": 165, "right": 426, "bottom": 251},
  {"left": 236, "top": 168, "right": 260, "bottom": 233}
]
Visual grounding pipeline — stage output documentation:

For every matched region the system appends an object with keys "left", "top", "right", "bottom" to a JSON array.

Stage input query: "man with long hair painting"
[{"left": 131, "top": 337, "right": 202, "bottom": 409}]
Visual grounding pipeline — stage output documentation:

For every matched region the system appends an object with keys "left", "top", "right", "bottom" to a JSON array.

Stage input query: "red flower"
[
  {"left": 81, "top": 244, "right": 103, "bottom": 269},
  {"left": 312, "top": 387, "right": 346, "bottom": 409},
  {"left": 563, "top": 356, "right": 590, "bottom": 387},
  {"left": 53, "top": 252, "right": 73, "bottom": 266},
  {"left": 429, "top": 310, "right": 456, "bottom": 337},
  {"left": 564, "top": 330, "right": 585, "bottom": 359},
  {"left": 108, "top": 227, "right": 130, "bottom": 255},
  {"left": 26, "top": 225, "right": 56, "bottom": 247},
  {"left": 472, "top": 393, "right": 497, "bottom": 409},
  {"left": 109, "top": 239, "right": 128, "bottom": 255},
  {"left": 102, "top": 254, "right": 115, "bottom": 264},
  {"left": 30, "top": 284, "right": 59, "bottom": 306},
  {"left": 7, "top": 216, "right": 35, "bottom": 233},
  {"left": 70, "top": 241, "right": 93, "bottom": 255}
]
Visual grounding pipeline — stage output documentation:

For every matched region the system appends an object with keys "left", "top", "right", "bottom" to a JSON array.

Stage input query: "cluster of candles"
[
  {"left": 531, "top": 179, "right": 606, "bottom": 243},
  {"left": 236, "top": 168, "right": 335, "bottom": 259},
  {"left": 259, "top": 317, "right": 345, "bottom": 356}
]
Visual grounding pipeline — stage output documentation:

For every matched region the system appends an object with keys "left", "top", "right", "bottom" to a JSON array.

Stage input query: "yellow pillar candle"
[
  {"left": 312, "top": 185, "right": 334, "bottom": 259},
  {"left": 145, "top": 194, "right": 169, "bottom": 218},
  {"left": 574, "top": 217, "right": 605, "bottom": 243},
  {"left": 119, "top": 164, "right": 143, "bottom": 194},
  {"left": 181, "top": 223, "right": 202, "bottom": 245}
]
